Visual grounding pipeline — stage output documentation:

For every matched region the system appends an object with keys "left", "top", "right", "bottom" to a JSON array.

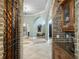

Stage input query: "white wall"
[{"left": 23, "top": 11, "right": 48, "bottom": 37}]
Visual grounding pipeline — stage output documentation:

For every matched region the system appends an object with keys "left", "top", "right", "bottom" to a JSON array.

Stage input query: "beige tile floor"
[{"left": 22, "top": 37, "right": 52, "bottom": 59}]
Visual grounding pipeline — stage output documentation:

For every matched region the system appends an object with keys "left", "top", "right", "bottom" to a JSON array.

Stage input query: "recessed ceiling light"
[{"left": 24, "top": 5, "right": 34, "bottom": 12}]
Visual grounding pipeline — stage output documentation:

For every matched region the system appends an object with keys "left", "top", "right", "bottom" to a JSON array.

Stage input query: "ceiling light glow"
[
  {"left": 24, "top": 5, "right": 34, "bottom": 12},
  {"left": 23, "top": 23, "right": 26, "bottom": 27}
]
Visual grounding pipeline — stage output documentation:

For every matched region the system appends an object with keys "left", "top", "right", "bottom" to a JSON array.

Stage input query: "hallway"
[{"left": 0, "top": 0, "right": 79, "bottom": 59}]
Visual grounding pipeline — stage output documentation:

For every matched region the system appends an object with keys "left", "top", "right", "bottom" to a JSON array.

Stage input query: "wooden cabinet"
[
  {"left": 60, "top": 0, "right": 75, "bottom": 32},
  {"left": 53, "top": 43, "right": 74, "bottom": 59}
]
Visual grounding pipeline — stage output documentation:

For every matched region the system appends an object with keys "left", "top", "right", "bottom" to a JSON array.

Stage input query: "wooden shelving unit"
[{"left": 75, "top": 0, "right": 79, "bottom": 58}]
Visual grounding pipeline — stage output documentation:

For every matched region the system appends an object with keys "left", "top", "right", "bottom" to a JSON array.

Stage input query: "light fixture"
[
  {"left": 23, "top": 5, "right": 34, "bottom": 12},
  {"left": 49, "top": 19, "right": 52, "bottom": 24},
  {"left": 23, "top": 23, "right": 26, "bottom": 27}
]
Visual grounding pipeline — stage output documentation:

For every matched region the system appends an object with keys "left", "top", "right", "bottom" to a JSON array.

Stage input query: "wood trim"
[
  {"left": 4, "top": 0, "right": 14, "bottom": 59},
  {"left": 4, "top": 0, "right": 20, "bottom": 59}
]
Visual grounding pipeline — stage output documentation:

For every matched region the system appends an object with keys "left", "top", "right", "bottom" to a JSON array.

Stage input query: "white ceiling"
[{"left": 23, "top": 0, "right": 48, "bottom": 15}]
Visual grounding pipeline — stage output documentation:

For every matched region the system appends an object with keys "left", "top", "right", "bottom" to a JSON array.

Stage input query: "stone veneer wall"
[
  {"left": 75, "top": 0, "right": 79, "bottom": 59},
  {"left": 19, "top": 0, "right": 24, "bottom": 59},
  {"left": 53, "top": 6, "right": 65, "bottom": 45},
  {"left": 0, "top": 0, "right": 4, "bottom": 59}
]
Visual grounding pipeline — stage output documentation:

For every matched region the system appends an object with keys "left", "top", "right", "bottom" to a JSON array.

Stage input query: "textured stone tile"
[{"left": 22, "top": 38, "right": 52, "bottom": 59}]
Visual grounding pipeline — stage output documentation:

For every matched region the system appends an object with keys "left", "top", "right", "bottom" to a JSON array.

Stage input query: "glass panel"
[{"left": 64, "top": 2, "right": 70, "bottom": 25}]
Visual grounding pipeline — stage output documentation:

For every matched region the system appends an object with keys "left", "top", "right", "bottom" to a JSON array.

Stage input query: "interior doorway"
[{"left": 21, "top": 0, "right": 53, "bottom": 59}]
